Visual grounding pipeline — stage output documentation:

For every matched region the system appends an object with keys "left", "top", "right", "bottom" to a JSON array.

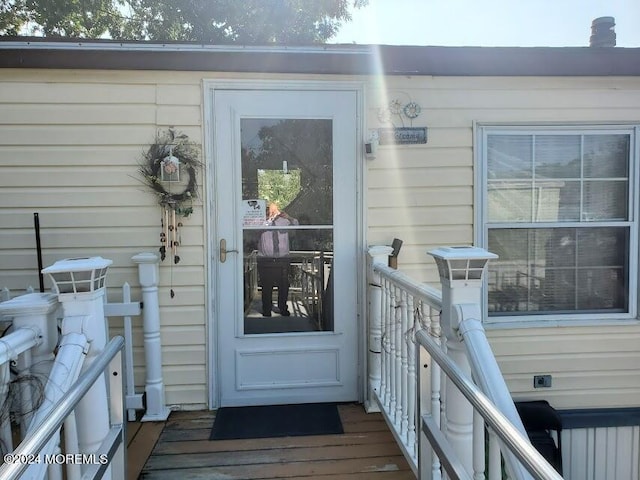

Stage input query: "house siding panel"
[
  {"left": 562, "top": 425, "right": 640, "bottom": 480},
  {"left": 1, "top": 68, "right": 639, "bottom": 411},
  {"left": 365, "top": 75, "right": 640, "bottom": 410},
  {"left": 0, "top": 69, "right": 207, "bottom": 408}
]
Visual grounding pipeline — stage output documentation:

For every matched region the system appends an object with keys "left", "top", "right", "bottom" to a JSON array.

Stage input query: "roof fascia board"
[{"left": 1, "top": 40, "right": 640, "bottom": 76}]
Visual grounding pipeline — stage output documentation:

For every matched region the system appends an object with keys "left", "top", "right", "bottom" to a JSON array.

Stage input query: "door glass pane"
[{"left": 240, "top": 118, "right": 334, "bottom": 334}]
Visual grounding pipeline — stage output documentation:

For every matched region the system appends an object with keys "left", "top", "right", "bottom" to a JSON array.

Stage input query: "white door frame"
[{"left": 202, "top": 79, "right": 366, "bottom": 408}]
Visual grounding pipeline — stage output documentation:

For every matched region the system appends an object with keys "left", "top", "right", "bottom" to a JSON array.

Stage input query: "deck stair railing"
[
  {"left": 0, "top": 336, "right": 125, "bottom": 480},
  {"left": 0, "top": 256, "right": 125, "bottom": 479},
  {"left": 2, "top": 252, "right": 170, "bottom": 425},
  {"left": 0, "top": 291, "right": 60, "bottom": 451},
  {"left": 367, "top": 246, "right": 564, "bottom": 480}
]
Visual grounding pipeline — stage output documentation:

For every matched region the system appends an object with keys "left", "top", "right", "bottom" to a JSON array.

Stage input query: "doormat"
[{"left": 210, "top": 403, "right": 343, "bottom": 440}]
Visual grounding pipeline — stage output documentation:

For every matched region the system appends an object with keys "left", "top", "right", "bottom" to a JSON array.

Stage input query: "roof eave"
[{"left": 1, "top": 40, "right": 640, "bottom": 76}]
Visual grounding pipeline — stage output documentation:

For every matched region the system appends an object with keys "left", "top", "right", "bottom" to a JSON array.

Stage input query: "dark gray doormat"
[{"left": 210, "top": 403, "right": 343, "bottom": 440}]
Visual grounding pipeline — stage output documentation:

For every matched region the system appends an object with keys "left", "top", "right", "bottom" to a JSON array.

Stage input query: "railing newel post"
[
  {"left": 428, "top": 247, "right": 498, "bottom": 476},
  {"left": 132, "top": 252, "right": 171, "bottom": 422},
  {"left": 366, "top": 246, "right": 394, "bottom": 412}
]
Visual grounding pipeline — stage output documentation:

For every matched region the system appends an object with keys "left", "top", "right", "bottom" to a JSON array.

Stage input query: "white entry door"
[{"left": 212, "top": 87, "right": 360, "bottom": 406}]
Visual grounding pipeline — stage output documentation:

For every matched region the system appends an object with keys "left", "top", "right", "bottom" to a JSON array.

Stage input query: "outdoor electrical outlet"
[{"left": 533, "top": 374, "right": 552, "bottom": 388}]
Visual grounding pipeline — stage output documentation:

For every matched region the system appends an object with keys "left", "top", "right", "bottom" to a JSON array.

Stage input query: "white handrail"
[
  {"left": 369, "top": 255, "right": 562, "bottom": 480},
  {"left": 0, "top": 327, "right": 40, "bottom": 366},
  {"left": 416, "top": 329, "right": 563, "bottom": 480},
  {"left": 0, "top": 336, "right": 125, "bottom": 480},
  {"left": 0, "top": 327, "right": 41, "bottom": 451}
]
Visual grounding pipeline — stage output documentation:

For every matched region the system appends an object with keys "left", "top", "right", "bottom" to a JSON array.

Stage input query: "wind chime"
[
  {"left": 140, "top": 128, "right": 200, "bottom": 300},
  {"left": 159, "top": 201, "right": 182, "bottom": 298},
  {"left": 158, "top": 147, "right": 183, "bottom": 298}
]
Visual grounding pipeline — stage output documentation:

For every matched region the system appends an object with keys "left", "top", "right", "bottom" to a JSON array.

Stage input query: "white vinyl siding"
[
  {"left": 0, "top": 70, "right": 207, "bottom": 408},
  {"left": 2, "top": 69, "right": 640, "bottom": 411}
]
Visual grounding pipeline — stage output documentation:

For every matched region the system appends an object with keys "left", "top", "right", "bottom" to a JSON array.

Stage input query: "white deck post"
[
  {"left": 132, "top": 253, "right": 171, "bottom": 422},
  {"left": 42, "top": 256, "right": 113, "bottom": 478},
  {"left": 428, "top": 247, "right": 497, "bottom": 477},
  {"left": 366, "top": 246, "right": 394, "bottom": 413}
]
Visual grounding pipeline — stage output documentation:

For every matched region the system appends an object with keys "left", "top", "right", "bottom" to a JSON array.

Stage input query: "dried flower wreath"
[{"left": 139, "top": 128, "right": 201, "bottom": 218}]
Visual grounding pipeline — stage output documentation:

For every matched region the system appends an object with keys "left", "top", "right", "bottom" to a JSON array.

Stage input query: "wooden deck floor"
[{"left": 127, "top": 403, "right": 414, "bottom": 479}]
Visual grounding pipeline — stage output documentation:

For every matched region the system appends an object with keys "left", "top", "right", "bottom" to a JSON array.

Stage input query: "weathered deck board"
[
  {"left": 127, "top": 421, "right": 166, "bottom": 480},
  {"left": 138, "top": 403, "right": 414, "bottom": 480}
]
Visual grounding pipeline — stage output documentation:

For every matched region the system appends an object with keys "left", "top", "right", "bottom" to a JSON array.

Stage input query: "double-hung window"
[{"left": 477, "top": 126, "right": 637, "bottom": 322}]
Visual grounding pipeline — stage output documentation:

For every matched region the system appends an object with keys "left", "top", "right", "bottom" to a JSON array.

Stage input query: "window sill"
[{"left": 483, "top": 317, "right": 640, "bottom": 330}]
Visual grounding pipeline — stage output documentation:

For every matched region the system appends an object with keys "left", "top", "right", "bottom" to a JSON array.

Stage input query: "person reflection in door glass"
[{"left": 258, "top": 202, "right": 299, "bottom": 317}]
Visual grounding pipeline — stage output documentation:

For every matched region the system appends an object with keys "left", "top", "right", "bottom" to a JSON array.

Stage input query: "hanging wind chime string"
[{"left": 140, "top": 128, "right": 201, "bottom": 300}]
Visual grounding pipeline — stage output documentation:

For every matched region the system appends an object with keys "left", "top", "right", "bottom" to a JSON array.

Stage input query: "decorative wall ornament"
[
  {"left": 139, "top": 128, "right": 202, "bottom": 297},
  {"left": 139, "top": 128, "right": 201, "bottom": 218},
  {"left": 377, "top": 96, "right": 422, "bottom": 127},
  {"left": 376, "top": 96, "right": 426, "bottom": 145}
]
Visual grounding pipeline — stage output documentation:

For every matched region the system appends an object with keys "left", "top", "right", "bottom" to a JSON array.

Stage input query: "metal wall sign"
[{"left": 378, "top": 127, "right": 427, "bottom": 145}]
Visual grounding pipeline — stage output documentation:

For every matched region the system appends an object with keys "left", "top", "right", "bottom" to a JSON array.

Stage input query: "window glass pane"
[
  {"left": 487, "top": 135, "right": 532, "bottom": 179},
  {"left": 487, "top": 229, "right": 541, "bottom": 313},
  {"left": 584, "top": 134, "right": 629, "bottom": 178},
  {"left": 557, "top": 181, "right": 582, "bottom": 221},
  {"left": 488, "top": 181, "right": 532, "bottom": 222},
  {"left": 583, "top": 180, "right": 628, "bottom": 221},
  {"left": 576, "top": 227, "right": 627, "bottom": 267},
  {"left": 537, "top": 180, "right": 580, "bottom": 221},
  {"left": 577, "top": 268, "right": 626, "bottom": 310},
  {"left": 488, "top": 227, "right": 629, "bottom": 315},
  {"left": 535, "top": 135, "right": 581, "bottom": 178}
]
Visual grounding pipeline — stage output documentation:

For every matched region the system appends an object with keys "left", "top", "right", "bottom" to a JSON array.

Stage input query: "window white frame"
[{"left": 475, "top": 124, "right": 639, "bottom": 326}]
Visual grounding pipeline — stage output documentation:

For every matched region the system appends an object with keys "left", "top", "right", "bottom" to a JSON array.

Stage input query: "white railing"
[
  {"left": 0, "top": 291, "right": 59, "bottom": 454},
  {"left": 103, "top": 282, "right": 143, "bottom": 422},
  {"left": 0, "top": 336, "right": 126, "bottom": 480},
  {"left": 367, "top": 247, "right": 564, "bottom": 480},
  {"left": 0, "top": 327, "right": 42, "bottom": 451},
  {"left": 0, "top": 286, "right": 35, "bottom": 303}
]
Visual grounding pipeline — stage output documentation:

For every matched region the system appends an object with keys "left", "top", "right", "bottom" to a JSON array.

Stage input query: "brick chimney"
[{"left": 590, "top": 17, "right": 616, "bottom": 47}]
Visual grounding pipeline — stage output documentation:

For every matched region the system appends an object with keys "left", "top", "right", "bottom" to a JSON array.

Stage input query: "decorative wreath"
[{"left": 139, "top": 128, "right": 201, "bottom": 217}]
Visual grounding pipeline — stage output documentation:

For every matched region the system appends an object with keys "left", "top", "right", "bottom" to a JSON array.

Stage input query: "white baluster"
[
  {"left": 384, "top": 278, "right": 393, "bottom": 409},
  {"left": 428, "top": 303, "right": 443, "bottom": 480},
  {"left": 406, "top": 295, "right": 417, "bottom": 457},
  {"left": 473, "top": 409, "right": 486, "bottom": 480},
  {"left": 488, "top": 429, "right": 502, "bottom": 480},
  {"left": 380, "top": 277, "right": 388, "bottom": 408},
  {"left": 14, "top": 349, "right": 34, "bottom": 438},
  {"left": 63, "top": 411, "right": 81, "bottom": 480},
  {"left": 400, "top": 290, "right": 409, "bottom": 439},
  {"left": 388, "top": 284, "right": 398, "bottom": 418}
]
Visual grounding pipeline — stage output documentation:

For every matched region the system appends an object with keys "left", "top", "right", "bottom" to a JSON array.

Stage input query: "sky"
[{"left": 331, "top": 0, "right": 640, "bottom": 48}]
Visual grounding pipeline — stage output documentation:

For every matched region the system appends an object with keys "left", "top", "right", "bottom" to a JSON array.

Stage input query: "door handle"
[{"left": 220, "top": 238, "right": 239, "bottom": 263}]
